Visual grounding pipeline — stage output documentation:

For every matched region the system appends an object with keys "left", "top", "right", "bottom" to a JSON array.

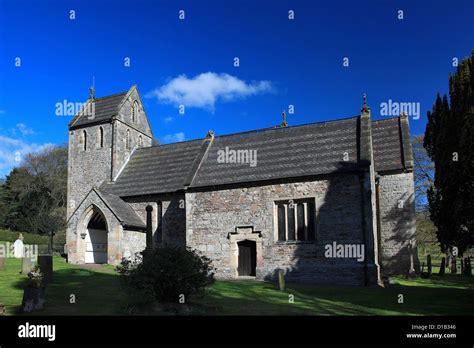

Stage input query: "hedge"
[{"left": 0, "top": 229, "right": 49, "bottom": 245}]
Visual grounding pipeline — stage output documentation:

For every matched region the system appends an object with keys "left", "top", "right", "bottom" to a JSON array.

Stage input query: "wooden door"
[
  {"left": 85, "top": 228, "right": 107, "bottom": 264},
  {"left": 238, "top": 240, "right": 256, "bottom": 276}
]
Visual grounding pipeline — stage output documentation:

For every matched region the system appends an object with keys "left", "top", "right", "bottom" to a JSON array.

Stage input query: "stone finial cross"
[
  {"left": 361, "top": 93, "right": 370, "bottom": 113},
  {"left": 280, "top": 110, "right": 288, "bottom": 127}
]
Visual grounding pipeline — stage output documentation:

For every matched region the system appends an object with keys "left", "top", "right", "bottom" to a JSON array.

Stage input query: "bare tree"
[{"left": 412, "top": 135, "right": 434, "bottom": 212}]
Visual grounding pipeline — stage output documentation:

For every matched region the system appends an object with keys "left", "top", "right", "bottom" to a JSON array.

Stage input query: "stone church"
[{"left": 65, "top": 85, "right": 418, "bottom": 285}]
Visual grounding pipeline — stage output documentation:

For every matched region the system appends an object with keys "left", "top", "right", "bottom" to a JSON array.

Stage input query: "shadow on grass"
[
  {"left": 11, "top": 265, "right": 125, "bottom": 316},
  {"left": 199, "top": 276, "right": 474, "bottom": 316},
  {"left": 6, "top": 256, "right": 473, "bottom": 316}
]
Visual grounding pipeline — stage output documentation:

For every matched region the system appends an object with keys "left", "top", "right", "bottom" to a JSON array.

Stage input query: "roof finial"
[
  {"left": 89, "top": 76, "right": 95, "bottom": 100},
  {"left": 361, "top": 93, "right": 370, "bottom": 114},
  {"left": 280, "top": 110, "right": 288, "bottom": 127}
]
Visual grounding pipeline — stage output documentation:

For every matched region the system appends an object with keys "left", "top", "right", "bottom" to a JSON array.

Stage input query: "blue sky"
[{"left": 0, "top": 0, "right": 473, "bottom": 177}]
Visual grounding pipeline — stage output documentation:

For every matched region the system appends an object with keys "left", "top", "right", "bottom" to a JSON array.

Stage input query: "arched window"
[
  {"left": 138, "top": 135, "right": 143, "bottom": 148},
  {"left": 132, "top": 101, "right": 139, "bottom": 123},
  {"left": 126, "top": 129, "right": 131, "bottom": 150},
  {"left": 82, "top": 130, "right": 87, "bottom": 151},
  {"left": 98, "top": 126, "right": 104, "bottom": 148}
]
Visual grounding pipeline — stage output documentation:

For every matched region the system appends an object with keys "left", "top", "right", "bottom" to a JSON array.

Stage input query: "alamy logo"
[
  {"left": 55, "top": 99, "right": 95, "bottom": 119},
  {"left": 18, "top": 322, "right": 56, "bottom": 341},
  {"left": 0, "top": 242, "right": 38, "bottom": 260},
  {"left": 380, "top": 99, "right": 420, "bottom": 120},
  {"left": 324, "top": 242, "right": 365, "bottom": 262},
  {"left": 217, "top": 146, "right": 257, "bottom": 167}
]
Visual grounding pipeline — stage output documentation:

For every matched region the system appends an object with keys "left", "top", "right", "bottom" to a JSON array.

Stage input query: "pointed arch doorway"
[{"left": 84, "top": 209, "right": 108, "bottom": 264}]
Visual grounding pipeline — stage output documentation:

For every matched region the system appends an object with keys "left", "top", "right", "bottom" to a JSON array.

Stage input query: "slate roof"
[
  {"left": 109, "top": 140, "right": 204, "bottom": 196},
  {"left": 107, "top": 115, "right": 408, "bottom": 197},
  {"left": 69, "top": 92, "right": 128, "bottom": 129},
  {"left": 372, "top": 117, "right": 404, "bottom": 172},
  {"left": 191, "top": 117, "right": 360, "bottom": 188},
  {"left": 95, "top": 189, "right": 146, "bottom": 229}
]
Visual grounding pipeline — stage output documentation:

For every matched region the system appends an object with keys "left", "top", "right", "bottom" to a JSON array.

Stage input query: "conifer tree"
[{"left": 424, "top": 49, "right": 474, "bottom": 255}]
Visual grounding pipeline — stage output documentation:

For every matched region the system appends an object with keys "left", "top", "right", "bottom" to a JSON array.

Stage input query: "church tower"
[{"left": 66, "top": 85, "right": 153, "bottom": 219}]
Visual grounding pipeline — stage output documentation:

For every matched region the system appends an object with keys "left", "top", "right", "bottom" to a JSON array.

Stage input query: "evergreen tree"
[{"left": 424, "top": 49, "right": 474, "bottom": 255}]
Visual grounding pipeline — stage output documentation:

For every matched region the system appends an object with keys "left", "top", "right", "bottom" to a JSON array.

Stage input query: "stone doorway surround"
[{"left": 228, "top": 226, "right": 263, "bottom": 278}]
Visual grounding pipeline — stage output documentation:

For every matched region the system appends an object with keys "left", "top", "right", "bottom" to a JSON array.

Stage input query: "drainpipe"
[
  {"left": 375, "top": 175, "right": 384, "bottom": 284},
  {"left": 146, "top": 205, "right": 153, "bottom": 251}
]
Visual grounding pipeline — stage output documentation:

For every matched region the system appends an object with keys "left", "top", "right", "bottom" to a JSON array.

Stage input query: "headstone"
[
  {"left": 451, "top": 256, "right": 457, "bottom": 274},
  {"left": 21, "top": 257, "right": 34, "bottom": 274},
  {"left": 278, "top": 269, "right": 285, "bottom": 291},
  {"left": 0, "top": 256, "right": 5, "bottom": 271},
  {"left": 38, "top": 255, "right": 53, "bottom": 285},
  {"left": 408, "top": 250, "right": 416, "bottom": 276},
  {"left": 22, "top": 287, "right": 45, "bottom": 312},
  {"left": 462, "top": 257, "right": 469, "bottom": 276},
  {"left": 439, "top": 257, "right": 446, "bottom": 276},
  {"left": 13, "top": 239, "right": 25, "bottom": 258},
  {"left": 427, "top": 255, "right": 432, "bottom": 276}
]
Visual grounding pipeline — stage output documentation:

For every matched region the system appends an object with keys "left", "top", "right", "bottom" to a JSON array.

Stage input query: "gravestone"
[
  {"left": 22, "top": 287, "right": 45, "bottom": 312},
  {"left": 462, "top": 257, "right": 470, "bottom": 276},
  {"left": 278, "top": 270, "right": 286, "bottom": 291},
  {"left": 38, "top": 255, "right": 53, "bottom": 285},
  {"left": 427, "top": 255, "right": 432, "bottom": 276},
  {"left": 13, "top": 239, "right": 24, "bottom": 258},
  {"left": 439, "top": 257, "right": 446, "bottom": 276},
  {"left": 21, "top": 257, "right": 34, "bottom": 274},
  {"left": 451, "top": 256, "right": 457, "bottom": 274}
]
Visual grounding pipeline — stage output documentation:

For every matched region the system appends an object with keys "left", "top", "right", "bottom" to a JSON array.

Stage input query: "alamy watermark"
[
  {"left": 55, "top": 99, "right": 95, "bottom": 119},
  {"left": 0, "top": 242, "right": 38, "bottom": 261},
  {"left": 217, "top": 146, "right": 258, "bottom": 167},
  {"left": 324, "top": 242, "right": 365, "bottom": 262},
  {"left": 380, "top": 99, "right": 420, "bottom": 120},
  {"left": 18, "top": 322, "right": 56, "bottom": 341}
]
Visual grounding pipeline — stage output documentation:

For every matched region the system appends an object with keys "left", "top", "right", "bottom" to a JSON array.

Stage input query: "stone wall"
[
  {"left": 112, "top": 87, "right": 153, "bottom": 180},
  {"left": 125, "top": 193, "right": 186, "bottom": 248},
  {"left": 112, "top": 120, "right": 152, "bottom": 180},
  {"left": 378, "top": 172, "right": 419, "bottom": 275},
  {"left": 122, "top": 230, "right": 146, "bottom": 259},
  {"left": 186, "top": 175, "right": 372, "bottom": 285},
  {"left": 67, "top": 123, "right": 113, "bottom": 219}
]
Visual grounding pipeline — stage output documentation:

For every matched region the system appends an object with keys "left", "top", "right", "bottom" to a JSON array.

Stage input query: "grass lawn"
[
  {"left": 1, "top": 254, "right": 473, "bottom": 316},
  {"left": 199, "top": 277, "right": 474, "bottom": 315},
  {"left": 0, "top": 256, "right": 122, "bottom": 315}
]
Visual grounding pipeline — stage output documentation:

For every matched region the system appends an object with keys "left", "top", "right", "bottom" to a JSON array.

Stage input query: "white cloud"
[
  {"left": 146, "top": 72, "right": 273, "bottom": 111},
  {"left": 0, "top": 135, "right": 53, "bottom": 177},
  {"left": 161, "top": 132, "right": 185, "bottom": 144},
  {"left": 16, "top": 123, "right": 35, "bottom": 136}
]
